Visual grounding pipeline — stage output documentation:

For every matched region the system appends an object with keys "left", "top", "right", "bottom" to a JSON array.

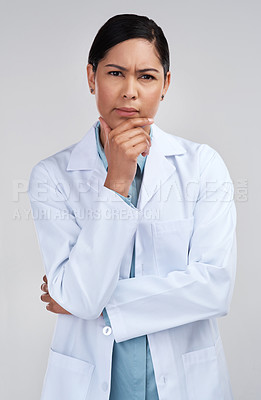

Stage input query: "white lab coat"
[{"left": 28, "top": 120, "right": 237, "bottom": 400}]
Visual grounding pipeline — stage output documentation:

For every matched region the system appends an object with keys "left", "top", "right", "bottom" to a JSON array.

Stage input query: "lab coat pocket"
[
  {"left": 41, "top": 348, "right": 95, "bottom": 400},
  {"left": 153, "top": 217, "right": 194, "bottom": 275},
  {"left": 182, "top": 345, "right": 223, "bottom": 400}
]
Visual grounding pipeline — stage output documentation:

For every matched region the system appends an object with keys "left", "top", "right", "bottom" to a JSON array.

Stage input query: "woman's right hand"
[{"left": 99, "top": 116, "right": 153, "bottom": 197}]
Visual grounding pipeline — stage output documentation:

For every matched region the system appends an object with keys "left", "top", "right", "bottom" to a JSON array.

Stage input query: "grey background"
[{"left": 1, "top": 0, "right": 260, "bottom": 399}]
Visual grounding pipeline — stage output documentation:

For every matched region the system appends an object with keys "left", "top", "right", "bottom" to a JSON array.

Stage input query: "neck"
[{"left": 99, "top": 123, "right": 106, "bottom": 149}]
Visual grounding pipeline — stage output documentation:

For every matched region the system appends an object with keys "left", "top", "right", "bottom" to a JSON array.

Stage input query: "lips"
[
  {"left": 116, "top": 107, "right": 138, "bottom": 112},
  {"left": 115, "top": 107, "right": 139, "bottom": 117}
]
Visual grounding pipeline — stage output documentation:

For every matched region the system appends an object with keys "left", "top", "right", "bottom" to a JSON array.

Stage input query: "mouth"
[{"left": 115, "top": 107, "right": 139, "bottom": 117}]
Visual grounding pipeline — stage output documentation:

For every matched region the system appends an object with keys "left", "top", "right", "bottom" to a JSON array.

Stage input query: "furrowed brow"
[
  {"left": 104, "top": 64, "right": 160, "bottom": 73},
  {"left": 138, "top": 68, "right": 160, "bottom": 73},
  {"left": 104, "top": 64, "right": 127, "bottom": 71}
]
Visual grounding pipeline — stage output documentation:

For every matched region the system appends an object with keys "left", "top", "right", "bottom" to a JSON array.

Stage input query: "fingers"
[
  {"left": 128, "top": 142, "right": 151, "bottom": 159},
  {"left": 40, "top": 275, "right": 71, "bottom": 315},
  {"left": 99, "top": 116, "right": 153, "bottom": 139},
  {"left": 41, "top": 282, "right": 48, "bottom": 293},
  {"left": 40, "top": 291, "right": 71, "bottom": 314},
  {"left": 123, "top": 134, "right": 151, "bottom": 154},
  {"left": 114, "top": 129, "right": 151, "bottom": 157},
  {"left": 113, "top": 126, "right": 151, "bottom": 146},
  {"left": 111, "top": 117, "right": 154, "bottom": 138},
  {"left": 45, "top": 301, "right": 70, "bottom": 314},
  {"left": 40, "top": 292, "right": 52, "bottom": 303},
  {"left": 41, "top": 275, "right": 48, "bottom": 292},
  {"left": 141, "top": 149, "right": 150, "bottom": 157}
]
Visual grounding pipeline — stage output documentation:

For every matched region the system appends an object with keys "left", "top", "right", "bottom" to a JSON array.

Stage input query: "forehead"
[{"left": 101, "top": 38, "right": 161, "bottom": 67}]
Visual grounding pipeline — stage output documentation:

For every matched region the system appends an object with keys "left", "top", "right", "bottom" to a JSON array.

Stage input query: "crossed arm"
[
  {"left": 40, "top": 274, "right": 104, "bottom": 316},
  {"left": 40, "top": 274, "right": 71, "bottom": 314},
  {"left": 31, "top": 148, "right": 236, "bottom": 342}
]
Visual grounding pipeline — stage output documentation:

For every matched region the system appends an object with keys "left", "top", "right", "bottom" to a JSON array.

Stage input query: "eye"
[
  {"left": 141, "top": 75, "right": 155, "bottom": 80},
  {"left": 108, "top": 71, "right": 122, "bottom": 77}
]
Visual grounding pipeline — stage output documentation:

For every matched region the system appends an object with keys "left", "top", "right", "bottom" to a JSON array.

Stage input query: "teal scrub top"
[{"left": 95, "top": 121, "right": 159, "bottom": 400}]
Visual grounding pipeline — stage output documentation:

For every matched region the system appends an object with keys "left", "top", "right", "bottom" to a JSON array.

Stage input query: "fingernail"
[{"left": 148, "top": 118, "right": 154, "bottom": 122}]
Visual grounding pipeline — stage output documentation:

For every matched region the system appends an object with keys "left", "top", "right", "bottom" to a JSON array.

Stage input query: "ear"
[
  {"left": 86, "top": 63, "right": 96, "bottom": 93},
  {"left": 162, "top": 71, "right": 171, "bottom": 97}
]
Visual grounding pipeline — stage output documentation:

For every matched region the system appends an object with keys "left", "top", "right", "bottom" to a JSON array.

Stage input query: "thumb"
[{"left": 99, "top": 116, "right": 111, "bottom": 138}]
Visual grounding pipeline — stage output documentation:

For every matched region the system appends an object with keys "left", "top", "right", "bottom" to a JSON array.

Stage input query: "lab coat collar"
[
  {"left": 66, "top": 120, "right": 187, "bottom": 209},
  {"left": 67, "top": 120, "right": 186, "bottom": 171}
]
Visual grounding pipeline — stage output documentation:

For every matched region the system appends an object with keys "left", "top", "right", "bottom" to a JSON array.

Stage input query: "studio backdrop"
[{"left": 1, "top": 1, "right": 260, "bottom": 399}]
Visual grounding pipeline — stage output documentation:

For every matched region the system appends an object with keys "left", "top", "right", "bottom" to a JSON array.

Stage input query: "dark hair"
[{"left": 88, "top": 14, "right": 170, "bottom": 82}]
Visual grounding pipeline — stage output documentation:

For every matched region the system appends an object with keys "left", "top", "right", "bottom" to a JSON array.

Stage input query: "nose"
[{"left": 122, "top": 77, "right": 137, "bottom": 99}]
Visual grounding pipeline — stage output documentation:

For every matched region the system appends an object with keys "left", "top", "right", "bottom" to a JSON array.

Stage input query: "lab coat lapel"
[
  {"left": 137, "top": 124, "right": 186, "bottom": 210},
  {"left": 66, "top": 121, "right": 187, "bottom": 207},
  {"left": 66, "top": 121, "right": 107, "bottom": 195}
]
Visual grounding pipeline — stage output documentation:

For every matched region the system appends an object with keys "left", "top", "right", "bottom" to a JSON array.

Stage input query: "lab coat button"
[
  {"left": 103, "top": 326, "right": 112, "bottom": 336},
  {"left": 102, "top": 382, "right": 108, "bottom": 391}
]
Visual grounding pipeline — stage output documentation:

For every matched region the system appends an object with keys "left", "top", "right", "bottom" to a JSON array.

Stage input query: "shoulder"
[
  {"left": 29, "top": 121, "right": 98, "bottom": 181},
  {"left": 155, "top": 126, "right": 234, "bottom": 203},
  {"left": 28, "top": 141, "right": 77, "bottom": 182},
  {"left": 153, "top": 124, "right": 219, "bottom": 171},
  {"left": 27, "top": 143, "right": 80, "bottom": 203},
  {"left": 41, "top": 142, "right": 76, "bottom": 168}
]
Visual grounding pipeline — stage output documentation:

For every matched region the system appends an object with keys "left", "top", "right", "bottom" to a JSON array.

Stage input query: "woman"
[{"left": 28, "top": 13, "right": 237, "bottom": 400}]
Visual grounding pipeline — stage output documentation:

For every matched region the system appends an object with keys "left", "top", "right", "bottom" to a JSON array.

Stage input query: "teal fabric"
[{"left": 94, "top": 121, "right": 159, "bottom": 400}]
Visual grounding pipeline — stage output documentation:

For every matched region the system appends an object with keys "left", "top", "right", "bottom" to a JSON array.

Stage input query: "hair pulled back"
[{"left": 88, "top": 14, "right": 170, "bottom": 82}]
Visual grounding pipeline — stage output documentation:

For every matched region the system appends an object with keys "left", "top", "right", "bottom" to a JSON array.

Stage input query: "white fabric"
[{"left": 28, "top": 120, "right": 236, "bottom": 400}]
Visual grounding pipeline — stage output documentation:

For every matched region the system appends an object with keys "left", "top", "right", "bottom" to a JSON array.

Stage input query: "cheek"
[
  {"left": 97, "top": 84, "right": 116, "bottom": 106},
  {"left": 142, "top": 83, "right": 162, "bottom": 98},
  {"left": 143, "top": 89, "right": 161, "bottom": 108},
  {"left": 150, "top": 85, "right": 162, "bottom": 97},
  {"left": 145, "top": 102, "right": 160, "bottom": 117}
]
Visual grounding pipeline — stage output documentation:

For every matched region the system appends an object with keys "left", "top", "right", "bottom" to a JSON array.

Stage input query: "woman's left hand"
[
  {"left": 40, "top": 275, "right": 104, "bottom": 317},
  {"left": 40, "top": 275, "right": 71, "bottom": 315}
]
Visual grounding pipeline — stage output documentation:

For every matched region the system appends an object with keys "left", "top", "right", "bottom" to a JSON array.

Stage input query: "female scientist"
[{"left": 28, "top": 13, "right": 237, "bottom": 400}]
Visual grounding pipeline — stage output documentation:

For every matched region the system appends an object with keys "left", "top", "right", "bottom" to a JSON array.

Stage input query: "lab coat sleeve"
[
  {"left": 105, "top": 148, "right": 237, "bottom": 343},
  {"left": 101, "top": 190, "right": 133, "bottom": 325},
  {"left": 28, "top": 161, "right": 142, "bottom": 320}
]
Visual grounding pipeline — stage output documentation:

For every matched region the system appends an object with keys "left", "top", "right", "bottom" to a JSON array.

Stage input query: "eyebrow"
[{"left": 104, "top": 64, "right": 160, "bottom": 73}]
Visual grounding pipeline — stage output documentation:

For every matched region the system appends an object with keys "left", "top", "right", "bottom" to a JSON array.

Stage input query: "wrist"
[{"left": 104, "top": 177, "right": 130, "bottom": 197}]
